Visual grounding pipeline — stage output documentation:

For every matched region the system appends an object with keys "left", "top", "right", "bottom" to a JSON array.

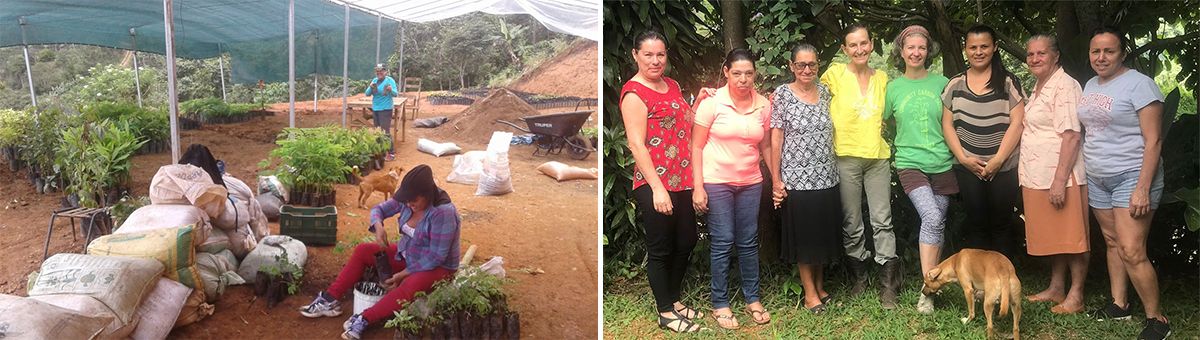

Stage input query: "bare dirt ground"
[
  {"left": 0, "top": 95, "right": 598, "bottom": 339},
  {"left": 508, "top": 39, "right": 599, "bottom": 99}
]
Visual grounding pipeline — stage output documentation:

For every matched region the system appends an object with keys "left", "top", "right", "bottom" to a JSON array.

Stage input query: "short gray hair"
[{"left": 1027, "top": 34, "right": 1060, "bottom": 55}]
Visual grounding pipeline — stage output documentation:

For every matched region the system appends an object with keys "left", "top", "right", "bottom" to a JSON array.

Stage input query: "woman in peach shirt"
[
  {"left": 692, "top": 48, "right": 772, "bottom": 330},
  {"left": 1019, "top": 35, "right": 1089, "bottom": 314}
]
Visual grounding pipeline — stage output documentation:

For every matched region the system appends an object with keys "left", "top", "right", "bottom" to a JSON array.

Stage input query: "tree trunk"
[
  {"left": 720, "top": 0, "right": 745, "bottom": 52},
  {"left": 1054, "top": 1, "right": 1090, "bottom": 83},
  {"left": 928, "top": 0, "right": 965, "bottom": 76}
]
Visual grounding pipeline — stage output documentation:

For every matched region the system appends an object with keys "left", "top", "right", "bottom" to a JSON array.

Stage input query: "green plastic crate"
[{"left": 279, "top": 205, "right": 337, "bottom": 246}]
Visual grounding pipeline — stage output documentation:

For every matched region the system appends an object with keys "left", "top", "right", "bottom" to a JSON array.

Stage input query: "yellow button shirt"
[{"left": 820, "top": 63, "right": 890, "bottom": 159}]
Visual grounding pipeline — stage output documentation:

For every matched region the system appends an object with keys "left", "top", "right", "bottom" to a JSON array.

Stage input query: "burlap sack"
[
  {"left": 174, "top": 288, "right": 213, "bottom": 328},
  {"left": 116, "top": 204, "right": 212, "bottom": 248},
  {"left": 536, "top": 161, "right": 599, "bottom": 181},
  {"left": 28, "top": 254, "right": 163, "bottom": 326},
  {"left": 87, "top": 225, "right": 205, "bottom": 291},
  {"left": 149, "top": 164, "right": 228, "bottom": 218},
  {"left": 29, "top": 294, "right": 139, "bottom": 339},
  {"left": 129, "top": 278, "right": 191, "bottom": 340},
  {"left": 0, "top": 294, "right": 112, "bottom": 340}
]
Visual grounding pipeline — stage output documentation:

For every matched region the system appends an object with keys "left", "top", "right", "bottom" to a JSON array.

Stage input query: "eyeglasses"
[{"left": 792, "top": 62, "right": 819, "bottom": 70}]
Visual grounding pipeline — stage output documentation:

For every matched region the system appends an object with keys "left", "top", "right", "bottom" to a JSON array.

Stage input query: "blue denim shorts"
[{"left": 1086, "top": 169, "right": 1163, "bottom": 210}]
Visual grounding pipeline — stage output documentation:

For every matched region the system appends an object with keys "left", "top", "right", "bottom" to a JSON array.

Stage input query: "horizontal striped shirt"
[{"left": 942, "top": 73, "right": 1025, "bottom": 172}]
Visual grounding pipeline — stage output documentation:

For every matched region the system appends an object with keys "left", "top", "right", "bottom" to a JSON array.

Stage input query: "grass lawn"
[{"left": 603, "top": 262, "right": 1199, "bottom": 339}]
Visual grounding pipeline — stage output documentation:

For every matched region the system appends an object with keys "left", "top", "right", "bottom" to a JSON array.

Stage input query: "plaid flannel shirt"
[{"left": 369, "top": 199, "right": 461, "bottom": 272}]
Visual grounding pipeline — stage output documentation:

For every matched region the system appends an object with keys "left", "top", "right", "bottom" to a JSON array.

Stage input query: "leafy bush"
[
  {"left": 55, "top": 120, "right": 145, "bottom": 207},
  {"left": 17, "top": 107, "right": 75, "bottom": 184},
  {"left": 0, "top": 108, "right": 32, "bottom": 147},
  {"left": 81, "top": 102, "right": 169, "bottom": 142},
  {"left": 181, "top": 98, "right": 254, "bottom": 120},
  {"left": 54, "top": 64, "right": 164, "bottom": 107},
  {"left": 261, "top": 127, "right": 352, "bottom": 193}
]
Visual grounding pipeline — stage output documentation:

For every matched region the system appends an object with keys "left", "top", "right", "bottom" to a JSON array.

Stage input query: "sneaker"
[
  {"left": 1139, "top": 317, "right": 1171, "bottom": 340},
  {"left": 385, "top": 153, "right": 395, "bottom": 161},
  {"left": 341, "top": 314, "right": 369, "bottom": 340},
  {"left": 299, "top": 291, "right": 342, "bottom": 318},
  {"left": 1090, "top": 301, "right": 1132, "bottom": 321},
  {"left": 916, "top": 292, "right": 935, "bottom": 315}
]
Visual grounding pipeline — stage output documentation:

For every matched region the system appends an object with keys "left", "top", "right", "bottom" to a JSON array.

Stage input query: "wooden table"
[{"left": 349, "top": 98, "right": 408, "bottom": 142}]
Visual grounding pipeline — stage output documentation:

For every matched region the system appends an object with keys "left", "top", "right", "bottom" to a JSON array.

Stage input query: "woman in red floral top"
[{"left": 619, "top": 30, "right": 700, "bottom": 333}]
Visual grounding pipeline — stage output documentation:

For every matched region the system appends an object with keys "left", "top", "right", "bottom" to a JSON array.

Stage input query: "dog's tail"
[
  {"left": 999, "top": 278, "right": 1011, "bottom": 317},
  {"left": 351, "top": 165, "right": 364, "bottom": 182}
]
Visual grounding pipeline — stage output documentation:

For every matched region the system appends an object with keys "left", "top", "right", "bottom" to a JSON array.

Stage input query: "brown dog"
[
  {"left": 352, "top": 166, "right": 404, "bottom": 208},
  {"left": 923, "top": 249, "right": 1022, "bottom": 340}
]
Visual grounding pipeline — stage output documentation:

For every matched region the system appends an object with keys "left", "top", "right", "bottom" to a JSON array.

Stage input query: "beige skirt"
[{"left": 1023, "top": 184, "right": 1090, "bottom": 256}]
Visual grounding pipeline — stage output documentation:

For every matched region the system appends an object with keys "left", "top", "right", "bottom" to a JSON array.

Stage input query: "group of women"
[{"left": 620, "top": 24, "right": 1171, "bottom": 340}]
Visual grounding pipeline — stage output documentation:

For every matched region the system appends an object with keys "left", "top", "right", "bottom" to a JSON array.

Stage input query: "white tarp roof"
[{"left": 344, "top": 0, "right": 599, "bottom": 41}]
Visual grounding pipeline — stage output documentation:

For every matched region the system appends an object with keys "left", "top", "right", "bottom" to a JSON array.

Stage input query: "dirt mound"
[
  {"left": 435, "top": 88, "right": 541, "bottom": 145},
  {"left": 508, "top": 39, "right": 598, "bottom": 98}
]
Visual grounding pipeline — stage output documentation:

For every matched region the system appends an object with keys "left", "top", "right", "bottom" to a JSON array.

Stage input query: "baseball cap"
[{"left": 374, "top": 63, "right": 386, "bottom": 71}]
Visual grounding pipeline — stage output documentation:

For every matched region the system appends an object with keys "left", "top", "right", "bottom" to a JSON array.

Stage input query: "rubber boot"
[
  {"left": 880, "top": 260, "right": 900, "bottom": 309},
  {"left": 848, "top": 258, "right": 869, "bottom": 296}
]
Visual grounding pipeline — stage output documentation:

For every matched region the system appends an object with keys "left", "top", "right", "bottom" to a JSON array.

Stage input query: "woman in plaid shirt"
[{"left": 299, "top": 164, "right": 461, "bottom": 340}]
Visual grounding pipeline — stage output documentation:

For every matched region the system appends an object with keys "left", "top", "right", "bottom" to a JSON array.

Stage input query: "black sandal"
[
  {"left": 674, "top": 303, "right": 705, "bottom": 319},
  {"left": 820, "top": 294, "right": 833, "bottom": 305},
  {"left": 658, "top": 310, "right": 702, "bottom": 333},
  {"left": 808, "top": 303, "right": 827, "bottom": 314}
]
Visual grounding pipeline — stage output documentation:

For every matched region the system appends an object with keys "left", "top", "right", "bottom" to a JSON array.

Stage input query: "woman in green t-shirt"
[{"left": 882, "top": 25, "right": 958, "bottom": 314}]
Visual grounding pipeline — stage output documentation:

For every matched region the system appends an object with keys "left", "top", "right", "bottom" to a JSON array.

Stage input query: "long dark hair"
[
  {"left": 965, "top": 24, "right": 1012, "bottom": 97},
  {"left": 178, "top": 144, "right": 224, "bottom": 187}
]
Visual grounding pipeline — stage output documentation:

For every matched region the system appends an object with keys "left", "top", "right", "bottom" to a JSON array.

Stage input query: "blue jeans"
[{"left": 705, "top": 182, "right": 763, "bottom": 309}]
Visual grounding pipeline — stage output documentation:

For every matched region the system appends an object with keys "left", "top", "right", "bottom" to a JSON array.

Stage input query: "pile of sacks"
[{"left": 1, "top": 164, "right": 290, "bottom": 339}]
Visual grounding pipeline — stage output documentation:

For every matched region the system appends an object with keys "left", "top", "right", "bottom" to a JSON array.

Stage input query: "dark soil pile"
[{"left": 435, "top": 89, "right": 541, "bottom": 145}]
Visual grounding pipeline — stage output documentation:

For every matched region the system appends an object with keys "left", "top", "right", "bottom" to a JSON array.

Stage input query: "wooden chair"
[{"left": 401, "top": 77, "right": 422, "bottom": 120}]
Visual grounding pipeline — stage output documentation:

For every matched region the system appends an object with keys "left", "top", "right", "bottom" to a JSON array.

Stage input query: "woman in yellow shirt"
[{"left": 820, "top": 24, "right": 899, "bottom": 308}]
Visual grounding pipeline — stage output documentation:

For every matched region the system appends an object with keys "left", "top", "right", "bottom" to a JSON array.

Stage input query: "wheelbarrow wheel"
[{"left": 566, "top": 134, "right": 592, "bottom": 160}]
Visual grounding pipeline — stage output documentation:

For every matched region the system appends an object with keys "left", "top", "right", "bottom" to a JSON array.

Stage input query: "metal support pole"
[
  {"left": 341, "top": 3, "right": 349, "bottom": 127},
  {"left": 313, "top": 75, "right": 318, "bottom": 113},
  {"left": 375, "top": 14, "right": 382, "bottom": 64},
  {"left": 313, "top": 31, "right": 318, "bottom": 114},
  {"left": 218, "top": 53, "right": 227, "bottom": 103},
  {"left": 130, "top": 28, "right": 143, "bottom": 107},
  {"left": 19, "top": 17, "right": 37, "bottom": 108},
  {"left": 398, "top": 21, "right": 404, "bottom": 95},
  {"left": 288, "top": 0, "right": 296, "bottom": 128},
  {"left": 163, "top": 0, "right": 181, "bottom": 163}
]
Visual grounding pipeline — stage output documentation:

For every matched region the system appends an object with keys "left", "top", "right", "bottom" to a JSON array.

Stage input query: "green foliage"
[
  {"left": 109, "top": 195, "right": 150, "bottom": 229},
  {"left": 180, "top": 97, "right": 253, "bottom": 120},
  {"left": 384, "top": 270, "right": 510, "bottom": 331},
  {"left": 745, "top": 1, "right": 820, "bottom": 87},
  {"left": 260, "top": 126, "right": 384, "bottom": 192},
  {"left": 260, "top": 251, "right": 304, "bottom": 295},
  {"left": 54, "top": 64, "right": 163, "bottom": 108},
  {"left": 0, "top": 108, "right": 32, "bottom": 147},
  {"left": 54, "top": 120, "right": 145, "bottom": 207},
  {"left": 16, "top": 107, "right": 72, "bottom": 182},
  {"left": 81, "top": 101, "right": 169, "bottom": 142}
]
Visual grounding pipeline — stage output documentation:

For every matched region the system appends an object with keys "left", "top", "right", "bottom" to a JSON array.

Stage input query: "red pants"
[{"left": 326, "top": 242, "right": 455, "bottom": 323}]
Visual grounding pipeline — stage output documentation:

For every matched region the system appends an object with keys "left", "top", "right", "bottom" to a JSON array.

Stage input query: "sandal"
[
  {"left": 674, "top": 303, "right": 705, "bottom": 320},
  {"left": 711, "top": 310, "right": 740, "bottom": 330},
  {"left": 820, "top": 294, "right": 833, "bottom": 305},
  {"left": 808, "top": 303, "right": 827, "bottom": 314},
  {"left": 744, "top": 306, "right": 771, "bottom": 325},
  {"left": 658, "top": 311, "right": 702, "bottom": 333}
]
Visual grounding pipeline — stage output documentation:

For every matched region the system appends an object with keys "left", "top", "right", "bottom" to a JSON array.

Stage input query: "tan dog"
[
  {"left": 352, "top": 166, "right": 404, "bottom": 208},
  {"left": 923, "top": 249, "right": 1022, "bottom": 340}
]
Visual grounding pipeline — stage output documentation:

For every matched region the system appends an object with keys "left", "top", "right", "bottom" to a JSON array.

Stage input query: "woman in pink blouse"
[{"left": 1019, "top": 35, "right": 1089, "bottom": 314}]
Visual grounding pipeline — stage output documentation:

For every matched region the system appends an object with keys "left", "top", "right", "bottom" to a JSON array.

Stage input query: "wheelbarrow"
[{"left": 495, "top": 110, "right": 595, "bottom": 160}]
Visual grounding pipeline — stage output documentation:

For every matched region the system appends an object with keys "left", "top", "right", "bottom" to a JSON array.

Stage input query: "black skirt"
[{"left": 779, "top": 185, "right": 844, "bottom": 264}]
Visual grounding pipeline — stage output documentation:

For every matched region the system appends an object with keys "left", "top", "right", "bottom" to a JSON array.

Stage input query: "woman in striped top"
[{"left": 940, "top": 25, "right": 1026, "bottom": 257}]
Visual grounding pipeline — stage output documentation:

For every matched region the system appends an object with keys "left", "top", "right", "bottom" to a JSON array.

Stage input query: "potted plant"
[
  {"left": 0, "top": 108, "right": 32, "bottom": 172},
  {"left": 256, "top": 252, "right": 303, "bottom": 308},
  {"left": 386, "top": 269, "right": 516, "bottom": 339},
  {"left": 55, "top": 120, "right": 144, "bottom": 208}
]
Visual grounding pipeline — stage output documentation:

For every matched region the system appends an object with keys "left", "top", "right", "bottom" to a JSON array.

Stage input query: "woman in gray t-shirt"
[{"left": 1077, "top": 27, "right": 1170, "bottom": 340}]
